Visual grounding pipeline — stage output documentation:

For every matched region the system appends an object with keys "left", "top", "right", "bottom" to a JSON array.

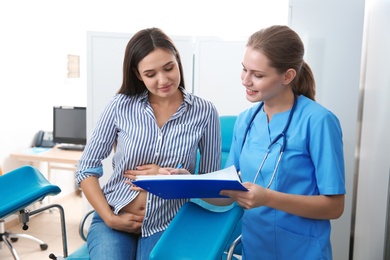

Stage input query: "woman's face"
[
  {"left": 137, "top": 48, "right": 181, "bottom": 98},
  {"left": 241, "top": 46, "right": 286, "bottom": 103}
]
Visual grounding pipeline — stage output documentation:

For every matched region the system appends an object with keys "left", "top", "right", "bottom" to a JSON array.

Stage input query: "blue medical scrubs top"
[{"left": 226, "top": 95, "right": 345, "bottom": 260}]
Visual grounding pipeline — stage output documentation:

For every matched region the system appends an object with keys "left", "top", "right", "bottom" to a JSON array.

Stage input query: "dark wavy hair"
[
  {"left": 247, "top": 25, "right": 316, "bottom": 100},
  {"left": 117, "top": 28, "right": 186, "bottom": 96}
]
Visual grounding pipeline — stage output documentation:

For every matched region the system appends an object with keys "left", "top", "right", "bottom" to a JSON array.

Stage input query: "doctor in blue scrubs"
[{"left": 220, "top": 25, "right": 346, "bottom": 259}]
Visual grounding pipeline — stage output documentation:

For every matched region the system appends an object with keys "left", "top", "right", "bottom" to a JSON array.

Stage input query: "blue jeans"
[{"left": 87, "top": 212, "right": 163, "bottom": 260}]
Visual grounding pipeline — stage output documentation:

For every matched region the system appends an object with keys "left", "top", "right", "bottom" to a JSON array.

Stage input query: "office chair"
[{"left": 0, "top": 165, "right": 68, "bottom": 259}]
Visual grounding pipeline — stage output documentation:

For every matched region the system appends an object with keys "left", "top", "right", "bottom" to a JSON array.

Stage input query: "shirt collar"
[{"left": 139, "top": 86, "right": 193, "bottom": 106}]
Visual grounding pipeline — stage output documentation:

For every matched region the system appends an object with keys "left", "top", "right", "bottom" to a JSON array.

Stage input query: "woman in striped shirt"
[{"left": 75, "top": 28, "right": 221, "bottom": 260}]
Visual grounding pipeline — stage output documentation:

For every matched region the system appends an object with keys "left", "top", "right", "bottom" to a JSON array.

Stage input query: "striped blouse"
[{"left": 75, "top": 87, "right": 222, "bottom": 237}]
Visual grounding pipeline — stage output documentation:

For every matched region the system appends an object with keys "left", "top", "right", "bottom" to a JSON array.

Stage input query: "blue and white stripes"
[{"left": 76, "top": 88, "right": 221, "bottom": 237}]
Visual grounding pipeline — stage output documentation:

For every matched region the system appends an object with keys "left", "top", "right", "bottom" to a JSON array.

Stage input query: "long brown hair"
[
  {"left": 247, "top": 25, "right": 316, "bottom": 100},
  {"left": 117, "top": 28, "right": 186, "bottom": 96}
]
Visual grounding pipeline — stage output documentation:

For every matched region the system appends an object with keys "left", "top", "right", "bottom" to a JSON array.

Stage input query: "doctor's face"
[{"left": 241, "top": 47, "right": 286, "bottom": 103}]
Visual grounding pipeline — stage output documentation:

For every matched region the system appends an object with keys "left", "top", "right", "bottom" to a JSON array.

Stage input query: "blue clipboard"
[{"left": 132, "top": 166, "right": 248, "bottom": 199}]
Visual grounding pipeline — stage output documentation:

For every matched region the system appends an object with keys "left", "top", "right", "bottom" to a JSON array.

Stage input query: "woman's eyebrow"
[{"left": 141, "top": 61, "right": 175, "bottom": 74}]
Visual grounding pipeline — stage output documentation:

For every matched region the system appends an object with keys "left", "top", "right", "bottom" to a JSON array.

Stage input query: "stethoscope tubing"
[{"left": 241, "top": 93, "right": 298, "bottom": 187}]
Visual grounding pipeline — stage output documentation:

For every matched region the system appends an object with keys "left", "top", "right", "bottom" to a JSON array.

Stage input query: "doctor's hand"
[{"left": 219, "top": 182, "right": 269, "bottom": 210}]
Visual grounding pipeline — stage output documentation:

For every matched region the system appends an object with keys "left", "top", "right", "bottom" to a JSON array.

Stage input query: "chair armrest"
[{"left": 78, "top": 209, "right": 95, "bottom": 241}]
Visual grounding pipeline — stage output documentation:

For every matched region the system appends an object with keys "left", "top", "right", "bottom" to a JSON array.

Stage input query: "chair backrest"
[
  {"left": 149, "top": 201, "right": 244, "bottom": 260},
  {"left": 195, "top": 115, "right": 237, "bottom": 173},
  {"left": 220, "top": 115, "right": 237, "bottom": 168}
]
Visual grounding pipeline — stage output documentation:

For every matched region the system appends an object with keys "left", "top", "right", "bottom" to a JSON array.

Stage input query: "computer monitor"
[{"left": 53, "top": 106, "right": 87, "bottom": 149}]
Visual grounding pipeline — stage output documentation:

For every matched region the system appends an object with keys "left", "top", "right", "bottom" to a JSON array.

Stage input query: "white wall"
[
  {"left": 0, "top": 0, "right": 288, "bottom": 190},
  {"left": 193, "top": 39, "right": 253, "bottom": 114}
]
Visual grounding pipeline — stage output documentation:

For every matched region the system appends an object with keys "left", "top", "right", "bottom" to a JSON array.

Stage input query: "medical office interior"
[{"left": 0, "top": 0, "right": 389, "bottom": 259}]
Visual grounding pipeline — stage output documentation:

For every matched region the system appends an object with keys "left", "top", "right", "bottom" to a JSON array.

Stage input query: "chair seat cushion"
[
  {"left": 0, "top": 165, "right": 61, "bottom": 218},
  {"left": 149, "top": 201, "right": 243, "bottom": 260}
]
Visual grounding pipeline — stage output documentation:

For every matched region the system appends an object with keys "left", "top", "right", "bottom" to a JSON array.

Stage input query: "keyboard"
[{"left": 57, "top": 144, "right": 85, "bottom": 151}]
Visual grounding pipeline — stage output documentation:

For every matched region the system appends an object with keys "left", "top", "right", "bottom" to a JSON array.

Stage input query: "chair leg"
[
  {"left": 1, "top": 219, "right": 49, "bottom": 260},
  {"left": 0, "top": 204, "right": 68, "bottom": 259},
  {"left": 8, "top": 232, "right": 48, "bottom": 249},
  {"left": 1, "top": 232, "right": 20, "bottom": 260},
  {"left": 29, "top": 204, "right": 68, "bottom": 258}
]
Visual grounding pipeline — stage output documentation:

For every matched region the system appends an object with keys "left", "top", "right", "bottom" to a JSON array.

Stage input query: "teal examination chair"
[
  {"left": 0, "top": 165, "right": 68, "bottom": 259},
  {"left": 219, "top": 115, "right": 237, "bottom": 168},
  {"left": 195, "top": 115, "right": 237, "bottom": 172},
  {"left": 149, "top": 200, "right": 243, "bottom": 260}
]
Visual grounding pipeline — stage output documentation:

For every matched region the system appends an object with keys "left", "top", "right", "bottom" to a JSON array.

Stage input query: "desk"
[{"left": 10, "top": 146, "right": 83, "bottom": 181}]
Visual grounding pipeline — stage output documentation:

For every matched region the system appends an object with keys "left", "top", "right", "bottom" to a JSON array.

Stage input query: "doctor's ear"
[{"left": 283, "top": 69, "right": 296, "bottom": 85}]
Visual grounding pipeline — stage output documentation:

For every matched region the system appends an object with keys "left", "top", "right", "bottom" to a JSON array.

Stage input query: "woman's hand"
[
  {"left": 106, "top": 211, "right": 144, "bottom": 234},
  {"left": 123, "top": 164, "right": 161, "bottom": 191},
  {"left": 123, "top": 164, "right": 190, "bottom": 191},
  {"left": 124, "top": 164, "right": 161, "bottom": 180},
  {"left": 158, "top": 167, "right": 190, "bottom": 175}
]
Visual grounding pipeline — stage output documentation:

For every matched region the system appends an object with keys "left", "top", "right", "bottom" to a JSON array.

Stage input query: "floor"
[{"left": 0, "top": 192, "right": 85, "bottom": 260}]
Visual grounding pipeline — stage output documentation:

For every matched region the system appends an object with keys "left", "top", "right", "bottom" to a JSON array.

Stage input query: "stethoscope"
[{"left": 241, "top": 93, "right": 298, "bottom": 189}]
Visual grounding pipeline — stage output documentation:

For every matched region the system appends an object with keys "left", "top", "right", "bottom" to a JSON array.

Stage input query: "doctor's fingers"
[
  {"left": 223, "top": 186, "right": 265, "bottom": 209},
  {"left": 242, "top": 183, "right": 269, "bottom": 207},
  {"left": 220, "top": 189, "right": 251, "bottom": 202}
]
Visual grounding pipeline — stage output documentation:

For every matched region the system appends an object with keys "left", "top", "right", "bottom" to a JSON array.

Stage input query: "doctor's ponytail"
[{"left": 292, "top": 61, "right": 316, "bottom": 101}]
